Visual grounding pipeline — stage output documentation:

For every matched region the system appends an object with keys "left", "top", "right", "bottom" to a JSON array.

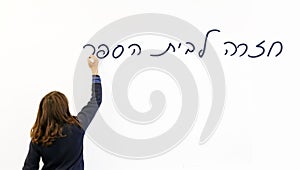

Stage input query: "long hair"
[{"left": 31, "top": 91, "right": 81, "bottom": 146}]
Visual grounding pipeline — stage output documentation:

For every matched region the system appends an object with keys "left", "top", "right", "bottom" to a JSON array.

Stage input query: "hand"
[{"left": 87, "top": 55, "right": 99, "bottom": 75}]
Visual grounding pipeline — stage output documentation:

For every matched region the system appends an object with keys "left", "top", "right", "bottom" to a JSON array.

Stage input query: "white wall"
[{"left": 0, "top": 0, "right": 299, "bottom": 169}]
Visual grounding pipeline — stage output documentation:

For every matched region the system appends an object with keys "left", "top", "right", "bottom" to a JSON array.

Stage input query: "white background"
[{"left": 0, "top": 0, "right": 299, "bottom": 169}]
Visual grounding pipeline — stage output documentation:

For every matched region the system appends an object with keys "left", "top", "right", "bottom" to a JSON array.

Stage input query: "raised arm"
[{"left": 77, "top": 55, "right": 102, "bottom": 130}]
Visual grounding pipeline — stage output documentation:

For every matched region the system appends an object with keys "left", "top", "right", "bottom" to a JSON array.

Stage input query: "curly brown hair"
[{"left": 30, "top": 91, "right": 81, "bottom": 146}]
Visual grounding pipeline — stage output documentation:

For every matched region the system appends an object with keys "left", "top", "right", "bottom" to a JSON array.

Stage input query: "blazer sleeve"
[
  {"left": 22, "top": 141, "right": 40, "bottom": 170},
  {"left": 77, "top": 75, "right": 102, "bottom": 130}
]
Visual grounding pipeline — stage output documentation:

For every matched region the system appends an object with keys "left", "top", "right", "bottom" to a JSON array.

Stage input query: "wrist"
[{"left": 91, "top": 69, "right": 98, "bottom": 75}]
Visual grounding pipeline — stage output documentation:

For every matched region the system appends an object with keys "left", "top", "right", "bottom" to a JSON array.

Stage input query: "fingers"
[
  {"left": 88, "top": 55, "right": 98, "bottom": 64},
  {"left": 88, "top": 56, "right": 95, "bottom": 63}
]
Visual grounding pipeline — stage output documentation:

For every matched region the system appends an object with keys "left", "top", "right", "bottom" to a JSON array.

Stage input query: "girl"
[{"left": 23, "top": 55, "right": 102, "bottom": 170}]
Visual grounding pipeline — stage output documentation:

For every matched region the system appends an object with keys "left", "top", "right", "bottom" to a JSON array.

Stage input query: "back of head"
[{"left": 31, "top": 91, "right": 81, "bottom": 146}]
